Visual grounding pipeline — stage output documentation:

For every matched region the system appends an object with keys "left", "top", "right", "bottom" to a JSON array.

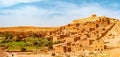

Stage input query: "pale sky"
[{"left": 0, "top": 0, "right": 120, "bottom": 27}]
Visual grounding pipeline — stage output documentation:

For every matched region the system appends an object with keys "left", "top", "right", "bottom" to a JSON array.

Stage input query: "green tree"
[{"left": 2, "top": 33, "right": 13, "bottom": 43}]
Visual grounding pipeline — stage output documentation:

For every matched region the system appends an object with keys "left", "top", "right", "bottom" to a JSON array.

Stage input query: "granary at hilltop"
[{"left": 51, "top": 14, "right": 120, "bottom": 54}]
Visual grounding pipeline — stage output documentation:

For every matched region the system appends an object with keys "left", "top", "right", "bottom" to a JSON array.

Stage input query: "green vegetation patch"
[{"left": 0, "top": 36, "right": 59, "bottom": 51}]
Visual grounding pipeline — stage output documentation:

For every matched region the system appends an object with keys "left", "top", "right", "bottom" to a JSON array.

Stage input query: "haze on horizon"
[{"left": 0, "top": 0, "right": 120, "bottom": 27}]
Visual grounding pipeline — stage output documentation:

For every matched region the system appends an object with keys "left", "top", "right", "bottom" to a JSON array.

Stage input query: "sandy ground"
[
  {"left": 16, "top": 54, "right": 52, "bottom": 57},
  {"left": 6, "top": 51, "right": 53, "bottom": 57},
  {"left": 6, "top": 52, "right": 78, "bottom": 57},
  {"left": 7, "top": 53, "right": 52, "bottom": 57},
  {"left": 6, "top": 48, "right": 120, "bottom": 57}
]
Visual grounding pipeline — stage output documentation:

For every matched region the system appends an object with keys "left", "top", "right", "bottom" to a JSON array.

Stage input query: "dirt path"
[{"left": 6, "top": 52, "right": 52, "bottom": 57}]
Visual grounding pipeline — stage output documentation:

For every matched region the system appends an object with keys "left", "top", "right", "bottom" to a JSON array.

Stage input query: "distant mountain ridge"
[{"left": 0, "top": 26, "right": 58, "bottom": 32}]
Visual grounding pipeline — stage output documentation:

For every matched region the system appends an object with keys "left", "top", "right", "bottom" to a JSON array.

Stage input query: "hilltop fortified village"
[
  {"left": 1, "top": 14, "right": 120, "bottom": 57},
  {"left": 51, "top": 14, "right": 120, "bottom": 54}
]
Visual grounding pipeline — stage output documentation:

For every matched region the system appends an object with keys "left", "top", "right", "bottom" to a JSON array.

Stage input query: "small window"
[
  {"left": 98, "top": 49, "right": 99, "bottom": 51},
  {"left": 95, "top": 49, "right": 97, "bottom": 51},
  {"left": 101, "top": 49, "right": 103, "bottom": 51},
  {"left": 76, "top": 23, "right": 80, "bottom": 27},
  {"left": 96, "top": 24, "right": 99, "bottom": 28},
  {"left": 102, "top": 28, "right": 105, "bottom": 30},
  {"left": 83, "top": 49, "right": 84, "bottom": 51},
  {"left": 97, "top": 35, "right": 99, "bottom": 37},
  {"left": 80, "top": 45, "right": 82, "bottom": 47},
  {"left": 107, "top": 20, "right": 110, "bottom": 25},
  {"left": 109, "top": 34, "right": 112, "bottom": 36},
  {"left": 96, "top": 31, "right": 99, "bottom": 33}
]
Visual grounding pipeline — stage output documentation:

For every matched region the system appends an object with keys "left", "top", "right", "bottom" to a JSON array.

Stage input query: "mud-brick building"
[
  {"left": 89, "top": 39, "right": 104, "bottom": 52},
  {"left": 53, "top": 44, "right": 66, "bottom": 53},
  {"left": 53, "top": 43, "right": 71, "bottom": 53},
  {"left": 64, "top": 36, "right": 80, "bottom": 43},
  {"left": 79, "top": 39, "right": 104, "bottom": 52},
  {"left": 53, "top": 39, "right": 104, "bottom": 53}
]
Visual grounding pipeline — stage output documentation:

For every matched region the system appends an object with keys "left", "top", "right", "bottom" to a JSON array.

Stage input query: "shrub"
[{"left": 21, "top": 47, "right": 26, "bottom": 52}]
